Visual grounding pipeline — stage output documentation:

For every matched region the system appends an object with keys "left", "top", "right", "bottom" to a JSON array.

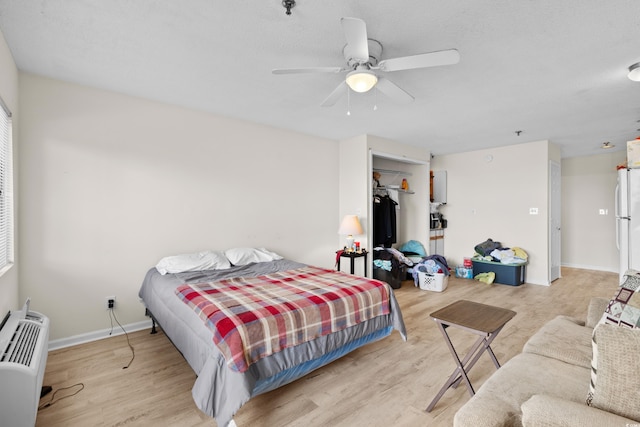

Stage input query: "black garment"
[{"left": 373, "top": 195, "right": 397, "bottom": 247}]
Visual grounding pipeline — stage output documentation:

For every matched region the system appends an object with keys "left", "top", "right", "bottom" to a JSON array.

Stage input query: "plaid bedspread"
[{"left": 175, "top": 266, "right": 391, "bottom": 373}]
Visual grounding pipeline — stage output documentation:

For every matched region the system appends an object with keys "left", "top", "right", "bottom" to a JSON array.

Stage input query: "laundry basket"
[{"left": 418, "top": 272, "right": 448, "bottom": 292}]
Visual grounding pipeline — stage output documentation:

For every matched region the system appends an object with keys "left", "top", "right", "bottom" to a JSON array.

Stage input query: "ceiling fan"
[{"left": 272, "top": 17, "right": 460, "bottom": 107}]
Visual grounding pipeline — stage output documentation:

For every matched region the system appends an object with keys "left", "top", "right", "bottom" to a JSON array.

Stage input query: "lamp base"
[{"left": 346, "top": 235, "right": 355, "bottom": 252}]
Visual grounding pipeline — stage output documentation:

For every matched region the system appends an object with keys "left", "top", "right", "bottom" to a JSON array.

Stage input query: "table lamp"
[{"left": 338, "top": 215, "right": 363, "bottom": 251}]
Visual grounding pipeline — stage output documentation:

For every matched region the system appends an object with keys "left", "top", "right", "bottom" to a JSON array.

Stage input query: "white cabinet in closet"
[{"left": 429, "top": 229, "right": 444, "bottom": 255}]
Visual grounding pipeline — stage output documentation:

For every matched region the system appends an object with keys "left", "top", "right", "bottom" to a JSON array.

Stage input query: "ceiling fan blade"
[
  {"left": 377, "top": 49, "right": 460, "bottom": 72},
  {"left": 320, "top": 82, "right": 348, "bottom": 107},
  {"left": 272, "top": 67, "right": 344, "bottom": 75},
  {"left": 341, "top": 17, "right": 369, "bottom": 62},
  {"left": 375, "top": 77, "right": 414, "bottom": 104}
]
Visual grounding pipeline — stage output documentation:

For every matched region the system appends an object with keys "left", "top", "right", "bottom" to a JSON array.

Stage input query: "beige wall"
[
  {"left": 561, "top": 150, "right": 625, "bottom": 272},
  {"left": 0, "top": 29, "right": 19, "bottom": 318},
  {"left": 18, "top": 73, "right": 339, "bottom": 341},
  {"left": 431, "top": 140, "right": 556, "bottom": 285}
]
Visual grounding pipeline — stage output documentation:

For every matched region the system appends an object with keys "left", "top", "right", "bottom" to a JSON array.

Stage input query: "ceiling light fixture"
[
  {"left": 628, "top": 62, "right": 640, "bottom": 81},
  {"left": 345, "top": 69, "right": 378, "bottom": 93},
  {"left": 602, "top": 141, "right": 615, "bottom": 149}
]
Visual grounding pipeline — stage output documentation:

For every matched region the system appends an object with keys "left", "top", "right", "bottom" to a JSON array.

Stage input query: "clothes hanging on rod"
[
  {"left": 373, "top": 187, "right": 388, "bottom": 197},
  {"left": 373, "top": 194, "right": 398, "bottom": 248}
]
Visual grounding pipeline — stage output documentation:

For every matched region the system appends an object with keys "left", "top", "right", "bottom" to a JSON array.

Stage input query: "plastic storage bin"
[
  {"left": 418, "top": 272, "right": 448, "bottom": 292},
  {"left": 455, "top": 266, "right": 473, "bottom": 279},
  {"left": 472, "top": 259, "right": 526, "bottom": 286}
]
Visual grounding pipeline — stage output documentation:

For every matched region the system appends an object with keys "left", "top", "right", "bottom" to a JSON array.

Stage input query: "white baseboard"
[
  {"left": 561, "top": 262, "right": 618, "bottom": 273},
  {"left": 48, "top": 320, "right": 152, "bottom": 351}
]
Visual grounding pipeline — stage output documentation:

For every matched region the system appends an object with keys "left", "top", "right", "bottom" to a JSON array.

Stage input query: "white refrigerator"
[{"left": 616, "top": 168, "right": 640, "bottom": 282}]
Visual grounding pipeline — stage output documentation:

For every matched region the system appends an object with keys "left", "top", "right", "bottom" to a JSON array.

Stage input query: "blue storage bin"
[{"left": 472, "top": 260, "right": 526, "bottom": 286}]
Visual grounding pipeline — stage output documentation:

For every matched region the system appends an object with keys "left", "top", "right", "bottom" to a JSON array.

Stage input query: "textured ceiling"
[{"left": 1, "top": 0, "right": 640, "bottom": 158}]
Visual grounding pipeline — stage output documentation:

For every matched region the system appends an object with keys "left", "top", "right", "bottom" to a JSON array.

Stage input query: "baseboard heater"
[{"left": 0, "top": 298, "right": 50, "bottom": 427}]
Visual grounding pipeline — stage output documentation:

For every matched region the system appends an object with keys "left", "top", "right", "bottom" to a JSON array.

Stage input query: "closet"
[
  {"left": 338, "top": 135, "right": 429, "bottom": 277},
  {"left": 369, "top": 151, "right": 428, "bottom": 256},
  {"left": 372, "top": 168, "right": 413, "bottom": 247}
]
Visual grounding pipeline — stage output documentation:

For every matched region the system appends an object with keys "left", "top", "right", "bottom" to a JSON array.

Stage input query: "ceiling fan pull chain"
[
  {"left": 347, "top": 88, "right": 351, "bottom": 116},
  {"left": 374, "top": 87, "right": 378, "bottom": 111}
]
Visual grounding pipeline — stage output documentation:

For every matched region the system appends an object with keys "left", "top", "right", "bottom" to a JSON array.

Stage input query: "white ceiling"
[{"left": 1, "top": 0, "right": 640, "bottom": 158}]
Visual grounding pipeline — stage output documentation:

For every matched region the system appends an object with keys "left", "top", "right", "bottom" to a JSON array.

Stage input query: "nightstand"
[{"left": 336, "top": 250, "right": 368, "bottom": 276}]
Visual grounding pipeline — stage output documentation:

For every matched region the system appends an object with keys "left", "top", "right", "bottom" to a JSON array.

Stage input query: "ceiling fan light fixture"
[
  {"left": 628, "top": 62, "right": 640, "bottom": 81},
  {"left": 346, "top": 70, "right": 378, "bottom": 93}
]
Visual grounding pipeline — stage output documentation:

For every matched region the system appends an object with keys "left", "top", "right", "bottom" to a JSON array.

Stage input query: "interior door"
[
  {"left": 549, "top": 161, "right": 561, "bottom": 282},
  {"left": 630, "top": 169, "right": 640, "bottom": 272}
]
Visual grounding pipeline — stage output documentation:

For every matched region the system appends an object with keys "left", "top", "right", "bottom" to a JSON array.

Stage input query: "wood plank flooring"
[{"left": 36, "top": 267, "right": 619, "bottom": 427}]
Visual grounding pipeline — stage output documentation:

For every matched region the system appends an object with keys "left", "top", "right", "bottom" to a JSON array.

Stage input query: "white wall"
[
  {"left": 0, "top": 29, "right": 19, "bottom": 318},
  {"left": 18, "top": 73, "right": 339, "bottom": 341},
  {"left": 561, "top": 150, "right": 625, "bottom": 272},
  {"left": 431, "top": 140, "right": 557, "bottom": 285},
  {"left": 338, "top": 134, "right": 369, "bottom": 254}
]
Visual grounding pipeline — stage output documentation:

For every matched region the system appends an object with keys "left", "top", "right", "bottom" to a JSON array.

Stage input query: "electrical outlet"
[{"left": 106, "top": 296, "right": 116, "bottom": 310}]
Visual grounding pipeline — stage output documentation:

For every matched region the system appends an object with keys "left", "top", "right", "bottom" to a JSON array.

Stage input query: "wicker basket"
[{"left": 418, "top": 272, "right": 448, "bottom": 292}]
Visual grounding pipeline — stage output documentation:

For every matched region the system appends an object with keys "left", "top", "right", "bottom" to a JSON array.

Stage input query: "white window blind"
[{"left": 0, "top": 99, "right": 14, "bottom": 273}]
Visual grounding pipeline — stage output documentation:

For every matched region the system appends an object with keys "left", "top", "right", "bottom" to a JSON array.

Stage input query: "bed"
[{"left": 138, "top": 250, "right": 407, "bottom": 427}]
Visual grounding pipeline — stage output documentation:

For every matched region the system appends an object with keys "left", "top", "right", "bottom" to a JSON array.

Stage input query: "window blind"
[{"left": 0, "top": 100, "right": 14, "bottom": 272}]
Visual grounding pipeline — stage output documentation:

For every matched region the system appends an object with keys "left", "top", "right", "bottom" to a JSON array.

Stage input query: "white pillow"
[
  {"left": 224, "top": 247, "right": 283, "bottom": 266},
  {"left": 155, "top": 250, "right": 231, "bottom": 275}
]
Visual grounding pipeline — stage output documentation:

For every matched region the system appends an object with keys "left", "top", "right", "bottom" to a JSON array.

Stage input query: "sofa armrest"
[
  {"left": 521, "top": 394, "right": 636, "bottom": 427},
  {"left": 585, "top": 297, "right": 609, "bottom": 329}
]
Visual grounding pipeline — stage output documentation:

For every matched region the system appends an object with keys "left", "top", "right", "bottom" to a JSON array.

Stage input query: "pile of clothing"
[
  {"left": 411, "top": 254, "right": 450, "bottom": 287},
  {"left": 472, "top": 238, "right": 528, "bottom": 265},
  {"left": 373, "top": 246, "right": 415, "bottom": 271}
]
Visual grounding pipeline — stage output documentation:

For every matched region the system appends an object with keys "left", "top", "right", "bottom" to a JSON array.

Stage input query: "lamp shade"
[
  {"left": 345, "top": 70, "right": 378, "bottom": 93},
  {"left": 338, "top": 215, "right": 363, "bottom": 236}
]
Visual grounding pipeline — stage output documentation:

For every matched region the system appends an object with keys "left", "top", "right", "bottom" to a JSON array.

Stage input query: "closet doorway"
[{"left": 368, "top": 150, "right": 429, "bottom": 262}]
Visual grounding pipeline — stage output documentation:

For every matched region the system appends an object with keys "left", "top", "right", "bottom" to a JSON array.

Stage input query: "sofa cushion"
[
  {"left": 587, "top": 324, "right": 640, "bottom": 422},
  {"left": 585, "top": 297, "right": 610, "bottom": 329},
  {"left": 523, "top": 315, "right": 592, "bottom": 369},
  {"left": 599, "top": 270, "right": 640, "bottom": 328},
  {"left": 453, "top": 352, "right": 590, "bottom": 427},
  {"left": 521, "top": 394, "right": 636, "bottom": 427}
]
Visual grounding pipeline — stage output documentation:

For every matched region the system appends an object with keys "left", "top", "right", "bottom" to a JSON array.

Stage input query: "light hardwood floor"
[{"left": 36, "top": 267, "right": 619, "bottom": 427}]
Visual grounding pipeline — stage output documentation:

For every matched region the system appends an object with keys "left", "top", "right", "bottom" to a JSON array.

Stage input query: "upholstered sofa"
[{"left": 454, "top": 288, "right": 640, "bottom": 426}]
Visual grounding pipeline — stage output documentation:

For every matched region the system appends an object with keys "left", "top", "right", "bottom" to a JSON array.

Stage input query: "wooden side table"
[
  {"left": 425, "top": 299, "right": 516, "bottom": 412},
  {"left": 336, "top": 250, "right": 368, "bottom": 276}
]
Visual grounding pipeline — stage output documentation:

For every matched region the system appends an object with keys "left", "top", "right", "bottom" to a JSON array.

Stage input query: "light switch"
[{"left": 529, "top": 208, "right": 538, "bottom": 215}]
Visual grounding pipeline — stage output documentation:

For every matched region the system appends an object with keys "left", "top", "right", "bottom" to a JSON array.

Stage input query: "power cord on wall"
[
  {"left": 38, "top": 383, "right": 85, "bottom": 410},
  {"left": 108, "top": 307, "right": 135, "bottom": 369}
]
